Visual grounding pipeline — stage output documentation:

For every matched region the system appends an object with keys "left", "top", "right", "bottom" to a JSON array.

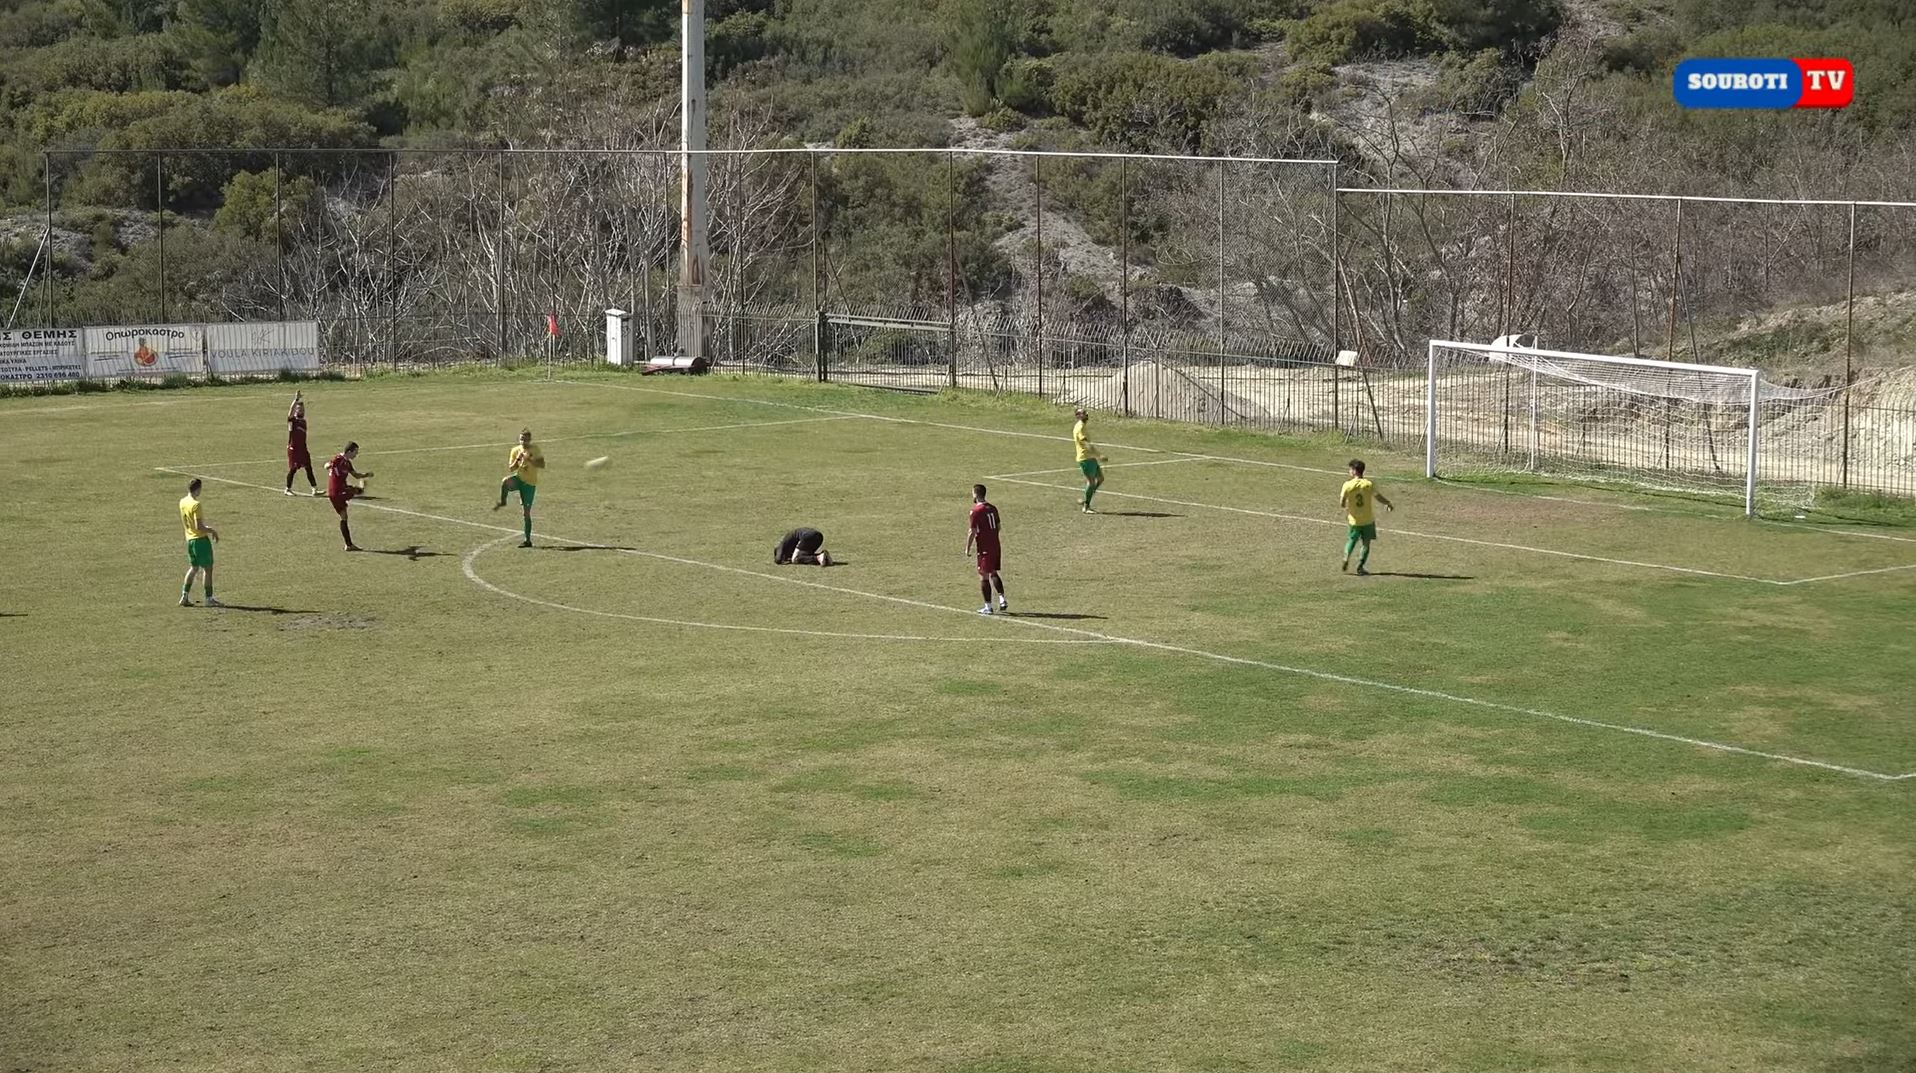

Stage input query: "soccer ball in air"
[{"left": 584, "top": 456, "right": 610, "bottom": 472}]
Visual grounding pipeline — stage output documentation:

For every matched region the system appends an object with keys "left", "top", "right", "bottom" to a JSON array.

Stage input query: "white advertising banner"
[
  {"left": 0, "top": 328, "right": 83, "bottom": 383},
  {"left": 84, "top": 324, "right": 207, "bottom": 378},
  {"left": 206, "top": 320, "right": 321, "bottom": 376}
]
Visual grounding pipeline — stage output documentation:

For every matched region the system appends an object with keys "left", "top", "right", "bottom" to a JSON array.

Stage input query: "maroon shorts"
[
  {"left": 288, "top": 446, "right": 310, "bottom": 467},
  {"left": 976, "top": 549, "right": 1001, "bottom": 576},
  {"left": 328, "top": 489, "right": 357, "bottom": 514}
]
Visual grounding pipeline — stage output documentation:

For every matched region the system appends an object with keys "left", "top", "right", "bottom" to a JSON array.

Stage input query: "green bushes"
[{"left": 1049, "top": 53, "right": 1247, "bottom": 151}]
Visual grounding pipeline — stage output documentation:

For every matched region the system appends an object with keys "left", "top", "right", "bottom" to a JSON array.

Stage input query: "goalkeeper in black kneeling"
[{"left": 774, "top": 527, "right": 831, "bottom": 566}]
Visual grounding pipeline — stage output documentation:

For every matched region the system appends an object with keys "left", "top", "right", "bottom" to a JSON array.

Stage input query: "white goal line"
[{"left": 151, "top": 463, "right": 1913, "bottom": 783}]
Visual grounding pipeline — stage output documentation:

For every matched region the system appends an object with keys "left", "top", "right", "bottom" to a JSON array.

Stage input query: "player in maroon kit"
[
  {"left": 326, "top": 442, "right": 374, "bottom": 551},
  {"left": 284, "top": 390, "right": 318, "bottom": 496},
  {"left": 967, "top": 483, "right": 1007, "bottom": 615}
]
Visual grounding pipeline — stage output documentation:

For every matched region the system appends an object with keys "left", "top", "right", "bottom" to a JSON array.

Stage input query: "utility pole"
[{"left": 676, "top": 0, "right": 710, "bottom": 359}]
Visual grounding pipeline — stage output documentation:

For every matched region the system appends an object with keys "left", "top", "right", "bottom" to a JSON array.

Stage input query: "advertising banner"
[
  {"left": 206, "top": 321, "right": 321, "bottom": 376},
  {"left": 0, "top": 328, "right": 83, "bottom": 383},
  {"left": 84, "top": 324, "right": 207, "bottom": 379}
]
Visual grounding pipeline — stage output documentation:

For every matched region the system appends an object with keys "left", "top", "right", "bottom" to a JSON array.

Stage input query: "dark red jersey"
[
  {"left": 288, "top": 415, "right": 308, "bottom": 452},
  {"left": 969, "top": 501, "right": 1002, "bottom": 554},
  {"left": 326, "top": 453, "right": 352, "bottom": 497}
]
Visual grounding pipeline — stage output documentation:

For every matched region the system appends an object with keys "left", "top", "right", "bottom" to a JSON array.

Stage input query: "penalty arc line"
[
  {"left": 155, "top": 465, "right": 1908, "bottom": 782},
  {"left": 1777, "top": 562, "right": 1916, "bottom": 585},
  {"left": 461, "top": 536, "right": 1116, "bottom": 645},
  {"left": 559, "top": 380, "right": 1916, "bottom": 562}
]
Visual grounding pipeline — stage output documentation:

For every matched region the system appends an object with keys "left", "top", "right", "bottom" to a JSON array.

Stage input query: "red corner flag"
[{"left": 545, "top": 314, "right": 559, "bottom": 338}]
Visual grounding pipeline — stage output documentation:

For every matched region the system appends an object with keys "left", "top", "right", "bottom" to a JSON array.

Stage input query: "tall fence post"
[
  {"left": 386, "top": 151, "right": 397, "bottom": 367},
  {"left": 1664, "top": 197, "right": 1683, "bottom": 469},
  {"left": 1119, "top": 156, "right": 1130, "bottom": 417},
  {"left": 274, "top": 153, "right": 287, "bottom": 322},
  {"left": 1843, "top": 200, "right": 1856, "bottom": 488},
  {"left": 43, "top": 153, "right": 53, "bottom": 328},
  {"left": 155, "top": 152, "right": 166, "bottom": 323},
  {"left": 1033, "top": 154, "right": 1044, "bottom": 400},
  {"left": 946, "top": 149, "right": 958, "bottom": 389},
  {"left": 495, "top": 149, "right": 507, "bottom": 365},
  {"left": 1216, "top": 159, "right": 1226, "bottom": 423}
]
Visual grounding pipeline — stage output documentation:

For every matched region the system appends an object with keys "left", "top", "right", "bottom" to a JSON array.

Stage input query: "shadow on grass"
[
  {"left": 213, "top": 604, "right": 325, "bottom": 614},
  {"left": 1362, "top": 571, "right": 1474, "bottom": 580},
  {"left": 1007, "top": 611, "right": 1106, "bottom": 621},
  {"left": 540, "top": 544, "right": 640, "bottom": 552},
  {"left": 0, "top": 612, "right": 26, "bottom": 617},
  {"left": 362, "top": 545, "right": 445, "bottom": 560},
  {"left": 1102, "top": 511, "right": 1182, "bottom": 518}
]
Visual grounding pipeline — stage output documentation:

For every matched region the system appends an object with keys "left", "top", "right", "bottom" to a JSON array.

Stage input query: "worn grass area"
[{"left": 3, "top": 370, "right": 1913, "bottom": 1072}]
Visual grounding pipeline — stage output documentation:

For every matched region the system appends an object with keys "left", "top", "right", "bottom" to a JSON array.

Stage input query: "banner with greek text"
[
  {"left": 83, "top": 324, "right": 206, "bottom": 379},
  {"left": 0, "top": 328, "right": 83, "bottom": 383}
]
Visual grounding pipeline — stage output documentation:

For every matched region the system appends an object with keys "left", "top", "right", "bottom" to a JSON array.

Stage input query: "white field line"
[
  {"left": 1778, "top": 562, "right": 1916, "bottom": 585},
  {"left": 985, "top": 475, "right": 1787, "bottom": 585},
  {"left": 989, "top": 458, "right": 1209, "bottom": 478},
  {"left": 461, "top": 536, "right": 1113, "bottom": 645},
  {"left": 557, "top": 380, "right": 1916, "bottom": 563},
  {"left": 157, "top": 463, "right": 1908, "bottom": 782},
  {"left": 173, "top": 415, "right": 857, "bottom": 469},
  {"left": 0, "top": 389, "right": 306, "bottom": 417}
]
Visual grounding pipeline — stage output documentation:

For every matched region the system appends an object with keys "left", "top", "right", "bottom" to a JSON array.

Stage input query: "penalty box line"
[
  {"left": 171, "top": 415, "right": 859, "bottom": 469},
  {"left": 155, "top": 464, "right": 1909, "bottom": 783},
  {"left": 557, "top": 380, "right": 1916, "bottom": 574},
  {"left": 983, "top": 475, "right": 1786, "bottom": 586}
]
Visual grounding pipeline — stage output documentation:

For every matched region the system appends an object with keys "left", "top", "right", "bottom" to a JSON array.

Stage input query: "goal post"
[{"left": 1423, "top": 339, "right": 1816, "bottom": 517}]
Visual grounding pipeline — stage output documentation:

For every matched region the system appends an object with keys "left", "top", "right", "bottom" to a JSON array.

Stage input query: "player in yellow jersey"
[
  {"left": 1339, "top": 459, "right": 1393, "bottom": 575},
  {"left": 493, "top": 428, "right": 545, "bottom": 547},
  {"left": 1072, "top": 407, "right": 1108, "bottom": 513},
  {"left": 177, "top": 478, "right": 223, "bottom": 607}
]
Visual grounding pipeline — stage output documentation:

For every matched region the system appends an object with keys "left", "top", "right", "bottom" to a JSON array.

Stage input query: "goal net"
[{"left": 1424, "top": 340, "right": 1846, "bottom": 516}]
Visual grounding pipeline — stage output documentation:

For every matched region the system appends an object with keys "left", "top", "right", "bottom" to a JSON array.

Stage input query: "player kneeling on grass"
[
  {"left": 967, "top": 484, "right": 1007, "bottom": 614},
  {"left": 178, "top": 478, "right": 222, "bottom": 607},
  {"left": 773, "top": 528, "right": 831, "bottom": 566},
  {"left": 494, "top": 428, "right": 544, "bottom": 548},
  {"left": 1339, "top": 458, "right": 1393, "bottom": 576},
  {"left": 327, "top": 443, "right": 374, "bottom": 552}
]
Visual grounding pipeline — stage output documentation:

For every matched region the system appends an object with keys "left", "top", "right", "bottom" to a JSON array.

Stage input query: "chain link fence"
[{"left": 12, "top": 146, "right": 1916, "bottom": 498}]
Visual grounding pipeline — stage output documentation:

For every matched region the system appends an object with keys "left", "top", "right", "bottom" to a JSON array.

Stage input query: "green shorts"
[
  {"left": 185, "top": 536, "right": 213, "bottom": 567},
  {"left": 1347, "top": 523, "right": 1378, "bottom": 543},
  {"left": 504, "top": 477, "right": 536, "bottom": 507},
  {"left": 1078, "top": 459, "right": 1102, "bottom": 480}
]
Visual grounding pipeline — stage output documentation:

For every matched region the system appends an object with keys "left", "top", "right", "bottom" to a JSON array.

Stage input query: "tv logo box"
[{"left": 1675, "top": 58, "right": 1853, "bottom": 109}]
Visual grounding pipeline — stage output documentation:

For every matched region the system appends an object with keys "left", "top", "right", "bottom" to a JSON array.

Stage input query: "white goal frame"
[{"left": 1426, "top": 340, "right": 1762, "bottom": 517}]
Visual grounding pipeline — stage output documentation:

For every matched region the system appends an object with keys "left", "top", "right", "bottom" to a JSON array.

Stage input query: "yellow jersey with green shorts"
[
  {"left": 505, "top": 444, "right": 543, "bottom": 506},
  {"left": 1073, "top": 420, "right": 1100, "bottom": 479},
  {"left": 180, "top": 495, "right": 213, "bottom": 566},
  {"left": 1340, "top": 477, "right": 1379, "bottom": 541}
]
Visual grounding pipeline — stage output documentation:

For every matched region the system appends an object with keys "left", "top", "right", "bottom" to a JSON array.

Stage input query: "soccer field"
[{"left": 4, "top": 370, "right": 1913, "bottom": 1072}]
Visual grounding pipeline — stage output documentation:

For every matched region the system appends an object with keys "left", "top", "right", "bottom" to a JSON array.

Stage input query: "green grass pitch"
[{"left": 4, "top": 369, "right": 1913, "bottom": 1071}]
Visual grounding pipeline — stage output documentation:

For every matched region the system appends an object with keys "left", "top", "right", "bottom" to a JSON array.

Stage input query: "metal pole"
[
  {"left": 155, "top": 153, "right": 166, "bottom": 322},
  {"left": 947, "top": 150, "right": 958, "bottom": 389},
  {"left": 1745, "top": 369, "right": 1759, "bottom": 517},
  {"left": 1425, "top": 339, "right": 1438, "bottom": 478},
  {"left": 43, "top": 153, "right": 53, "bottom": 327},
  {"left": 1329, "top": 163, "right": 1340, "bottom": 365},
  {"left": 1119, "top": 157, "right": 1130, "bottom": 417},
  {"left": 809, "top": 152, "right": 820, "bottom": 313},
  {"left": 677, "top": 0, "right": 710, "bottom": 359},
  {"left": 1216, "top": 160, "right": 1227, "bottom": 423},
  {"left": 1665, "top": 197, "right": 1683, "bottom": 469},
  {"left": 386, "top": 151, "right": 397, "bottom": 366},
  {"left": 1034, "top": 154, "right": 1044, "bottom": 400},
  {"left": 274, "top": 153, "right": 286, "bottom": 321},
  {"left": 1529, "top": 366, "right": 1540, "bottom": 470},
  {"left": 1843, "top": 201, "right": 1856, "bottom": 488},
  {"left": 496, "top": 149, "right": 507, "bottom": 363}
]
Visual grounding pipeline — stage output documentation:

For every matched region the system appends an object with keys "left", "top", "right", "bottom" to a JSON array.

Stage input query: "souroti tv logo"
[{"left": 1675, "top": 58, "right": 1854, "bottom": 109}]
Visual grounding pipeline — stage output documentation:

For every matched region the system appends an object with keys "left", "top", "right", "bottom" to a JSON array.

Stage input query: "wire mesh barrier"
[{"left": 10, "top": 146, "right": 1916, "bottom": 500}]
